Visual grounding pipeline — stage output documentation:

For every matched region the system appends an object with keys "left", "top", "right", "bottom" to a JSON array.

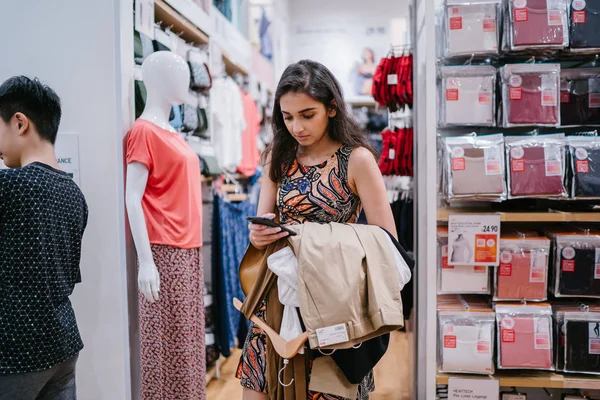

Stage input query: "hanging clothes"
[
  {"left": 259, "top": 7, "right": 273, "bottom": 61},
  {"left": 237, "top": 89, "right": 262, "bottom": 176},
  {"left": 211, "top": 77, "right": 246, "bottom": 172},
  {"left": 212, "top": 195, "right": 255, "bottom": 357},
  {"left": 213, "top": 0, "right": 232, "bottom": 21},
  {"left": 372, "top": 52, "right": 413, "bottom": 110},
  {"left": 378, "top": 126, "right": 413, "bottom": 177}
]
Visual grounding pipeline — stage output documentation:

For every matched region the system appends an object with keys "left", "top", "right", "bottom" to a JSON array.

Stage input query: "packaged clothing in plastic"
[
  {"left": 494, "top": 236, "right": 550, "bottom": 301},
  {"left": 444, "top": 134, "right": 507, "bottom": 202},
  {"left": 443, "top": 0, "right": 501, "bottom": 57},
  {"left": 501, "top": 64, "right": 561, "bottom": 127},
  {"left": 569, "top": 0, "right": 600, "bottom": 51},
  {"left": 496, "top": 304, "right": 554, "bottom": 370},
  {"left": 551, "top": 232, "right": 600, "bottom": 298},
  {"left": 563, "top": 310, "right": 600, "bottom": 374},
  {"left": 438, "top": 227, "right": 491, "bottom": 294},
  {"left": 438, "top": 310, "right": 495, "bottom": 374},
  {"left": 507, "top": 0, "right": 569, "bottom": 50},
  {"left": 505, "top": 134, "right": 568, "bottom": 199},
  {"left": 439, "top": 66, "right": 496, "bottom": 127},
  {"left": 568, "top": 136, "right": 600, "bottom": 200},
  {"left": 560, "top": 68, "right": 600, "bottom": 126}
]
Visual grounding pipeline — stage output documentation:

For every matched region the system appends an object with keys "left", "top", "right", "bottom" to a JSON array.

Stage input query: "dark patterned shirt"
[{"left": 0, "top": 162, "right": 88, "bottom": 374}]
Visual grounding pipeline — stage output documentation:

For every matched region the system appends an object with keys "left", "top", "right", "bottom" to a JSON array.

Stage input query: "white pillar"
[
  {"left": 0, "top": 1, "right": 134, "bottom": 399},
  {"left": 413, "top": 0, "right": 438, "bottom": 397}
]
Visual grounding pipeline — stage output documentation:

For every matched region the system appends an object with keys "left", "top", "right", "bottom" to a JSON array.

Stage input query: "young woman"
[{"left": 236, "top": 60, "right": 398, "bottom": 400}]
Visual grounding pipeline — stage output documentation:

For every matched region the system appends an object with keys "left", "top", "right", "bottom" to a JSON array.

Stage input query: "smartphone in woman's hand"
[{"left": 246, "top": 216, "right": 297, "bottom": 236}]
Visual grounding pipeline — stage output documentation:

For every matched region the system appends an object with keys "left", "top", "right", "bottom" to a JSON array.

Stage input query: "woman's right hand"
[{"left": 248, "top": 213, "right": 289, "bottom": 250}]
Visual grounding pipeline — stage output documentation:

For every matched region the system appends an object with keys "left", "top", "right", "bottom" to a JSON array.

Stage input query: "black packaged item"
[
  {"left": 555, "top": 309, "right": 567, "bottom": 371},
  {"left": 569, "top": 0, "right": 600, "bottom": 50},
  {"left": 563, "top": 311, "right": 600, "bottom": 374},
  {"left": 553, "top": 233, "right": 600, "bottom": 298},
  {"left": 568, "top": 136, "right": 600, "bottom": 199},
  {"left": 560, "top": 68, "right": 600, "bottom": 126}
]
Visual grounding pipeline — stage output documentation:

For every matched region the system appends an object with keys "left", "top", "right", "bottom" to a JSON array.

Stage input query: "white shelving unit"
[
  {"left": 412, "top": 0, "right": 600, "bottom": 396},
  {"left": 164, "top": 0, "right": 214, "bottom": 37},
  {"left": 413, "top": 0, "right": 439, "bottom": 397}
]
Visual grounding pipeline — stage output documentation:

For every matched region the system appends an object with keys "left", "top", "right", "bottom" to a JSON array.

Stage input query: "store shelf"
[
  {"left": 222, "top": 53, "right": 249, "bottom": 76},
  {"left": 155, "top": 0, "right": 209, "bottom": 45},
  {"left": 163, "top": 0, "right": 213, "bottom": 37},
  {"left": 437, "top": 372, "right": 600, "bottom": 390},
  {"left": 437, "top": 208, "right": 600, "bottom": 223}
]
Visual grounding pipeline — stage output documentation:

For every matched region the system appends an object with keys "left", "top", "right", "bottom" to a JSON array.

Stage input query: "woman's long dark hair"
[{"left": 265, "top": 59, "right": 376, "bottom": 183}]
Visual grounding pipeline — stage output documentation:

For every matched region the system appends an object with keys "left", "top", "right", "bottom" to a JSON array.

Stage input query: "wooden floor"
[{"left": 207, "top": 331, "right": 414, "bottom": 400}]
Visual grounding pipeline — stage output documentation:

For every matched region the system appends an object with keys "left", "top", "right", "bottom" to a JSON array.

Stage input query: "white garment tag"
[
  {"left": 544, "top": 146, "right": 562, "bottom": 177},
  {"left": 316, "top": 323, "right": 349, "bottom": 347},
  {"left": 530, "top": 252, "right": 547, "bottom": 283},
  {"left": 589, "top": 322, "right": 600, "bottom": 354},
  {"left": 387, "top": 74, "right": 399, "bottom": 85},
  {"left": 541, "top": 74, "right": 558, "bottom": 107},
  {"left": 484, "top": 147, "right": 502, "bottom": 176},
  {"left": 595, "top": 248, "right": 600, "bottom": 279},
  {"left": 547, "top": 0, "right": 564, "bottom": 26},
  {"left": 534, "top": 317, "right": 551, "bottom": 350},
  {"left": 389, "top": 149, "right": 396, "bottom": 160}
]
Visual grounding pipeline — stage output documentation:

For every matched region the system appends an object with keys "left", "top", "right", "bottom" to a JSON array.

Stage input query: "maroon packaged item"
[
  {"left": 508, "top": 0, "right": 568, "bottom": 50},
  {"left": 505, "top": 134, "right": 568, "bottom": 199},
  {"left": 501, "top": 64, "right": 560, "bottom": 127}
]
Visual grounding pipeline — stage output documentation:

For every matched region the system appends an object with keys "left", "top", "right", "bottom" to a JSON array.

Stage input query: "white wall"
[
  {"left": 0, "top": 1, "right": 133, "bottom": 399},
  {"left": 288, "top": 0, "right": 409, "bottom": 98}
]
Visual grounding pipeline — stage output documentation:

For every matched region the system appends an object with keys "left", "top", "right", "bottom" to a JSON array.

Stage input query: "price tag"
[
  {"left": 387, "top": 74, "right": 398, "bottom": 85},
  {"left": 316, "top": 323, "right": 349, "bottom": 347},
  {"left": 448, "top": 214, "right": 501, "bottom": 267},
  {"left": 448, "top": 377, "right": 499, "bottom": 400}
]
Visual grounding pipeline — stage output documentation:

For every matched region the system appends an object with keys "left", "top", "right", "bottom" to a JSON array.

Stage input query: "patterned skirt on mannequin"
[{"left": 138, "top": 245, "right": 206, "bottom": 400}]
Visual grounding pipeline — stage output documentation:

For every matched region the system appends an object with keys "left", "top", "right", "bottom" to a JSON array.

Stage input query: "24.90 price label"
[{"left": 448, "top": 214, "right": 501, "bottom": 267}]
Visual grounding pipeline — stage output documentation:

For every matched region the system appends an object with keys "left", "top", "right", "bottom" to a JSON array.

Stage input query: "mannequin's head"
[{"left": 141, "top": 51, "right": 190, "bottom": 105}]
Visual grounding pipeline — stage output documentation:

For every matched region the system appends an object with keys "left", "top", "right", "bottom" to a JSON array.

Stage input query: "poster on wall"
[
  {"left": 291, "top": 16, "right": 393, "bottom": 103},
  {"left": 55, "top": 133, "right": 81, "bottom": 186}
]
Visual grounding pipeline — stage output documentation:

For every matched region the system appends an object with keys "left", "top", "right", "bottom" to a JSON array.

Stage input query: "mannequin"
[{"left": 125, "top": 51, "right": 206, "bottom": 400}]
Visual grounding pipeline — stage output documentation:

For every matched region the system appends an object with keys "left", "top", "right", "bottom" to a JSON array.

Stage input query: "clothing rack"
[
  {"left": 389, "top": 108, "right": 413, "bottom": 129},
  {"left": 388, "top": 44, "right": 413, "bottom": 57},
  {"left": 385, "top": 175, "right": 413, "bottom": 203}
]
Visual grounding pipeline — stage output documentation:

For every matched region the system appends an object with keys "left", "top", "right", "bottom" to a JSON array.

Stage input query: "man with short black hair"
[{"left": 0, "top": 76, "right": 88, "bottom": 400}]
